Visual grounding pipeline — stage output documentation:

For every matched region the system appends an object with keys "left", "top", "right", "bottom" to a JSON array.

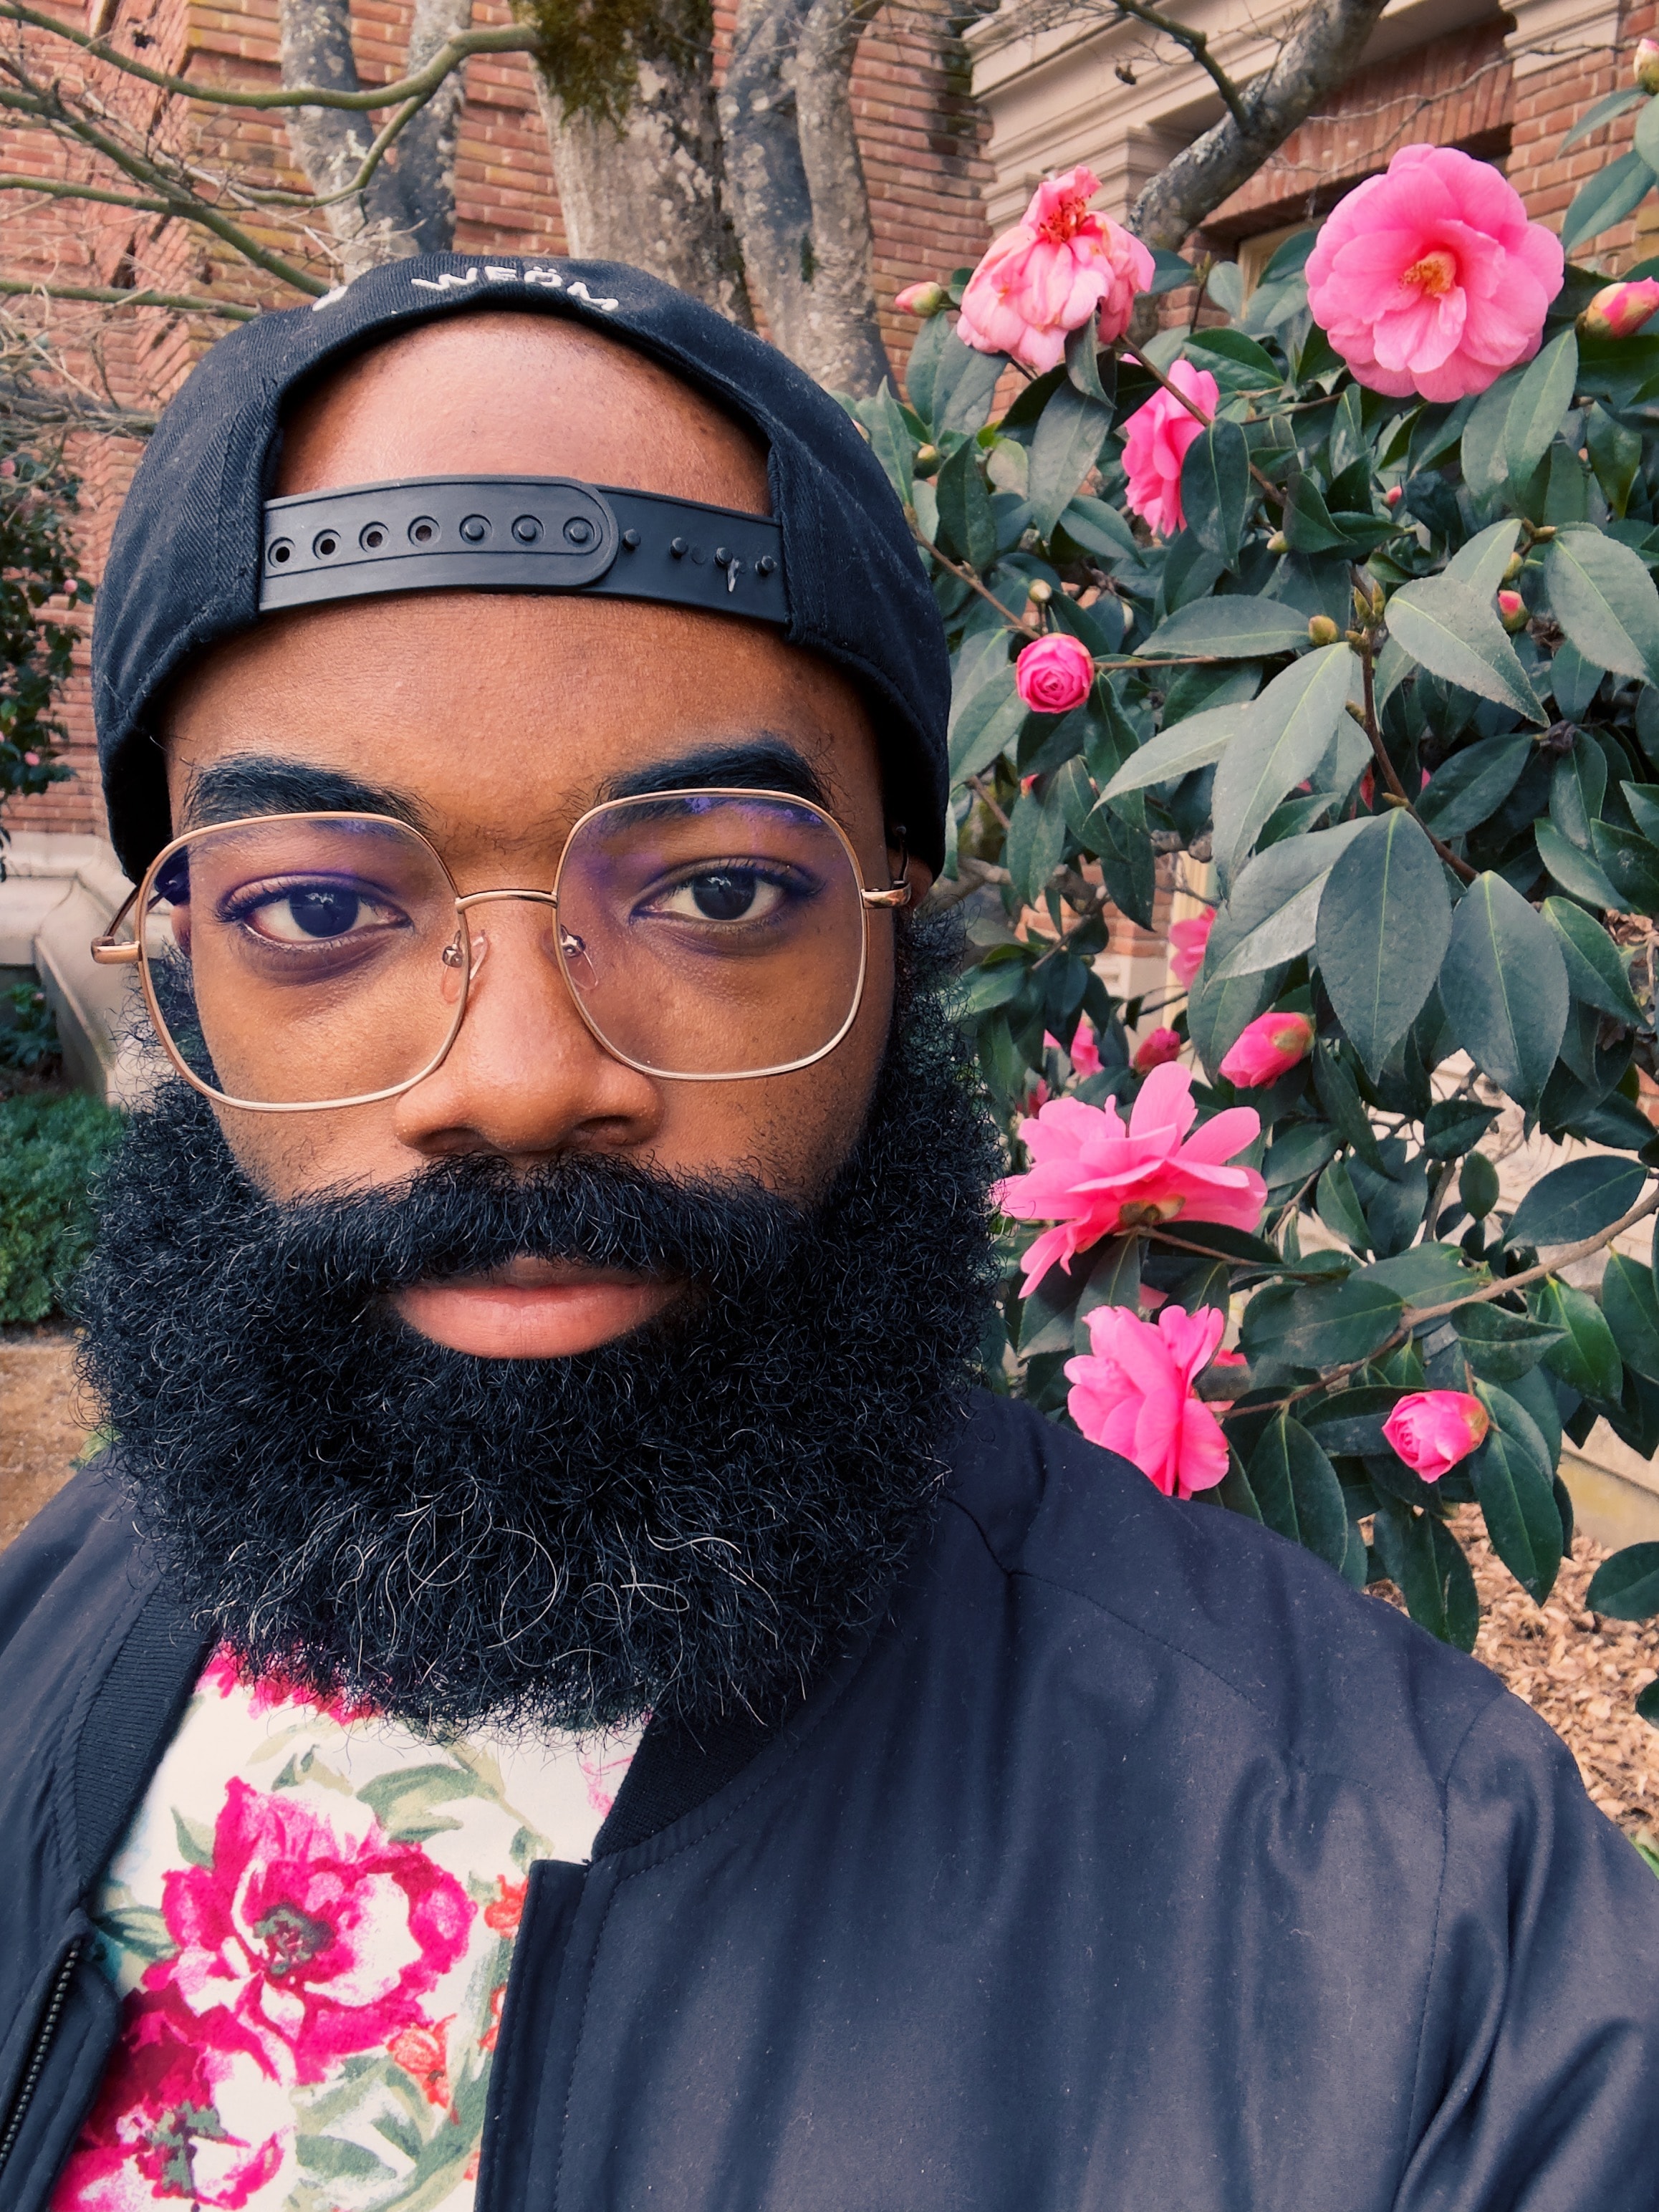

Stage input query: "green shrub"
[{"left": 0, "top": 1092, "right": 122, "bottom": 1323}]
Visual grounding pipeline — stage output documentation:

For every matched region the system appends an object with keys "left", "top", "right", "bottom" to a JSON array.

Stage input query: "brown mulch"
[
  {"left": 4, "top": 1338, "right": 1659, "bottom": 1851},
  {"left": 0, "top": 1326, "right": 92, "bottom": 1551}
]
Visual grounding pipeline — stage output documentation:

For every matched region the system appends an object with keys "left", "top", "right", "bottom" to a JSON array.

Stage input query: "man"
[{"left": 1, "top": 257, "right": 1657, "bottom": 2212}]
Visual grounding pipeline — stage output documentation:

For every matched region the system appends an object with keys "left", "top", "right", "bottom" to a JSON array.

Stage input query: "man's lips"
[{"left": 390, "top": 1256, "right": 678, "bottom": 1359}]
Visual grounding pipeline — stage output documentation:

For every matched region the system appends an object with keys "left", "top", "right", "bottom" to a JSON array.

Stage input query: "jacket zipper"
[{"left": 0, "top": 1937, "right": 84, "bottom": 2182}]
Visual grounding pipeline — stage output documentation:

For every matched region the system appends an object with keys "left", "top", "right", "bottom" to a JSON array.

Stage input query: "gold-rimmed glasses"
[{"left": 92, "top": 789, "right": 911, "bottom": 1111}]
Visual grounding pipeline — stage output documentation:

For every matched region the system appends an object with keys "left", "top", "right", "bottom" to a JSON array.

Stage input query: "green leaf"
[
  {"left": 1063, "top": 319, "right": 1114, "bottom": 406},
  {"left": 1592, "top": 817, "right": 1659, "bottom": 908},
  {"left": 1587, "top": 1542, "right": 1659, "bottom": 1620},
  {"left": 1101, "top": 701, "right": 1245, "bottom": 799},
  {"left": 357, "top": 1762, "right": 477, "bottom": 1840},
  {"left": 1461, "top": 1150, "right": 1500, "bottom": 1219},
  {"left": 1186, "top": 324, "right": 1280, "bottom": 379},
  {"left": 1423, "top": 1098, "right": 1501, "bottom": 1158},
  {"left": 1215, "top": 1448, "right": 1264, "bottom": 1521},
  {"left": 1248, "top": 1413, "right": 1350, "bottom": 1569},
  {"left": 1303, "top": 1383, "right": 1404, "bottom": 1456},
  {"left": 1314, "top": 811, "right": 1452, "bottom": 1076},
  {"left": 865, "top": 379, "right": 914, "bottom": 509},
  {"left": 1005, "top": 783, "right": 1067, "bottom": 908},
  {"left": 1418, "top": 735, "right": 1533, "bottom": 836},
  {"left": 1316, "top": 1158, "right": 1371, "bottom": 1252},
  {"left": 934, "top": 441, "right": 997, "bottom": 572},
  {"left": 1625, "top": 781, "right": 1659, "bottom": 844},
  {"left": 1385, "top": 577, "right": 1546, "bottom": 724},
  {"left": 1549, "top": 733, "right": 1609, "bottom": 853},
  {"left": 1472, "top": 1383, "right": 1563, "bottom": 1601},
  {"left": 1180, "top": 418, "right": 1250, "bottom": 567},
  {"left": 1587, "top": 403, "right": 1643, "bottom": 517},
  {"left": 1274, "top": 1274, "right": 1405, "bottom": 1370},
  {"left": 1076, "top": 1235, "right": 1140, "bottom": 1324},
  {"left": 172, "top": 1809, "right": 216, "bottom": 1869},
  {"left": 1534, "top": 1276, "right": 1624, "bottom": 1406},
  {"left": 1372, "top": 1501, "right": 1479, "bottom": 1649},
  {"left": 1505, "top": 330, "right": 1579, "bottom": 488},
  {"left": 1455, "top": 1302, "right": 1567, "bottom": 1383},
  {"left": 1211, "top": 821, "right": 1371, "bottom": 981},
  {"left": 1210, "top": 644, "right": 1352, "bottom": 880},
  {"left": 1059, "top": 496, "right": 1138, "bottom": 561},
  {"left": 1536, "top": 817, "right": 1620, "bottom": 909},
  {"left": 948, "top": 665, "right": 1024, "bottom": 783},
  {"left": 1365, "top": 1243, "right": 1472, "bottom": 1304},
  {"left": 1461, "top": 370, "right": 1526, "bottom": 500},
  {"left": 1562, "top": 84, "right": 1648, "bottom": 150},
  {"left": 1018, "top": 1260, "right": 1084, "bottom": 1357},
  {"left": 1284, "top": 472, "right": 1355, "bottom": 556},
  {"left": 1560, "top": 148, "right": 1658, "bottom": 256},
  {"left": 1603, "top": 1251, "right": 1659, "bottom": 1382},
  {"left": 901, "top": 310, "right": 951, "bottom": 424},
  {"left": 1508, "top": 1155, "right": 1648, "bottom": 1249},
  {"left": 1439, "top": 871, "right": 1569, "bottom": 1110},
  {"left": 1544, "top": 526, "right": 1659, "bottom": 685},
  {"left": 1136, "top": 596, "right": 1312, "bottom": 660},
  {"left": 932, "top": 331, "right": 1006, "bottom": 437},
  {"left": 1444, "top": 518, "right": 1524, "bottom": 600},
  {"left": 1029, "top": 385, "right": 1112, "bottom": 541}
]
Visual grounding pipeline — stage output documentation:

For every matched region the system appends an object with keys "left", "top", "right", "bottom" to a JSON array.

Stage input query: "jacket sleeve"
[{"left": 1397, "top": 1686, "right": 1659, "bottom": 2209}]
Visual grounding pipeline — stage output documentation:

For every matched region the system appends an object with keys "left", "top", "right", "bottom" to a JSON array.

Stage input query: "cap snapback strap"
[{"left": 260, "top": 474, "right": 785, "bottom": 625}]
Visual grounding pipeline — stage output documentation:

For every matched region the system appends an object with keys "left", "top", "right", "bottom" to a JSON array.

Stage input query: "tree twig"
[{"left": 0, "top": 275, "right": 254, "bottom": 319}]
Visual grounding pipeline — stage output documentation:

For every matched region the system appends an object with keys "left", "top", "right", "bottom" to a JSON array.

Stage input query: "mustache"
[{"left": 219, "top": 1146, "right": 810, "bottom": 1303}]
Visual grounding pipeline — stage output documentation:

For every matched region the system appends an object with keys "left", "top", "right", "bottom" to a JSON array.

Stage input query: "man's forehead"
[{"left": 276, "top": 309, "right": 772, "bottom": 516}]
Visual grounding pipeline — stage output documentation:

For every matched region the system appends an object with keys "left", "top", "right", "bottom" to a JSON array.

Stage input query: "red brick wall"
[{"left": 2, "top": 0, "right": 994, "bottom": 842}]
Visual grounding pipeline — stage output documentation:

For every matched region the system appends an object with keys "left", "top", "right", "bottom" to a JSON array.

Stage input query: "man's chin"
[{"left": 390, "top": 1270, "right": 680, "bottom": 1358}]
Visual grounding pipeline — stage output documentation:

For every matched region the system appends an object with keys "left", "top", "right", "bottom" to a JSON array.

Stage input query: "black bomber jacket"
[{"left": 4, "top": 1391, "right": 1659, "bottom": 2212}]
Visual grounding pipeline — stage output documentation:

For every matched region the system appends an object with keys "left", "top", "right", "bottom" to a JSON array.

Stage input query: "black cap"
[{"left": 91, "top": 253, "right": 950, "bottom": 881}]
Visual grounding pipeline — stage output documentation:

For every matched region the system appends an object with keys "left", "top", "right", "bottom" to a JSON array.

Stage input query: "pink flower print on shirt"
[
  {"left": 154, "top": 1779, "right": 472, "bottom": 2084},
  {"left": 580, "top": 1743, "right": 635, "bottom": 1819},
  {"left": 386, "top": 2021, "right": 452, "bottom": 2110},
  {"left": 54, "top": 1986, "right": 287, "bottom": 2212},
  {"left": 483, "top": 1874, "right": 527, "bottom": 1935},
  {"left": 198, "top": 1645, "right": 378, "bottom": 1724}
]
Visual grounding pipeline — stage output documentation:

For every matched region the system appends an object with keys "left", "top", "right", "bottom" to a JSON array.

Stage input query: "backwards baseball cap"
[{"left": 91, "top": 253, "right": 951, "bottom": 883}]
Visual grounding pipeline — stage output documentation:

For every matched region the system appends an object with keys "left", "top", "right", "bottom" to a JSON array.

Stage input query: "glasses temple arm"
[{"left": 91, "top": 883, "right": 143, "bottom": 964}]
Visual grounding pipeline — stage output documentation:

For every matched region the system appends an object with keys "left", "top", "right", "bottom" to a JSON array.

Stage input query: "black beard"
[{"left": 75, "top": 920, "right": 1000, "bottom": 1736}]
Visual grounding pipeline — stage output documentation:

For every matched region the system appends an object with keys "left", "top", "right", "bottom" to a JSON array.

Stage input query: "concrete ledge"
[{"left": 0, "top": 832, "right": 145, "bottom": 1103}]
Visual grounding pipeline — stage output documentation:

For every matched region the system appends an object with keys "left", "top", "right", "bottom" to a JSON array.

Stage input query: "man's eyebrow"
[
  {"left": 601, "top": 740, "right": 832, "bottom": 809},
  {"left": 180, "top": 756, "right": 431, "bottom": 833}
]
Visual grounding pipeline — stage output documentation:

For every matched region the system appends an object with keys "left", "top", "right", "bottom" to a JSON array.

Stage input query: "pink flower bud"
[
  {"left": 1497, "top": 589, "right": 1528, "bottom": 632},
  {"left": 1636, "top": 36, "right": 1659, "bottom": 93},
  {"left": 1381, "top": 1390, "right": 1490, "bottom": 1481},
  {"left": 22, "top": 751, "right": 40, "bottom": 766},
  {"left": 0, "top": 456, "right": 14, "bottom": 477},
  {"left": 1015, "top": 632, "right": 1095, "bottom": 715},
  {"left": 1046, "top": 1025, "right": 1103, "bottom": 1078},
  {"left": 1218, "top": 1010, "right": 1314, "bottom": 1088},
  {"left": 1168, "top": 911, "right": 1214, "bottom": 989},
  {"left": 1133, "top": 1026, "right": 1181, "bottom": 1074},
  {"left": 1385, "top": 485, "right": 1403, "bottom": 506},
  {"left": 895, "top": 281, "right": 948, "bottom": 317},
  {"left": 1579, "top": 276, "right": 1659, "bottom": 340}
]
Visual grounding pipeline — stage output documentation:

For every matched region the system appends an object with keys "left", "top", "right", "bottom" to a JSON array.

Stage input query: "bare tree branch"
[
  {"left": 1103, "top": 0, "right": 1249, "bottom": 133},
  {"left": 1127, "top": 0, "right": 1394, "bottom": 249},
  {"left": 0, "top": 276, "right": 252, "bottom": 319}
]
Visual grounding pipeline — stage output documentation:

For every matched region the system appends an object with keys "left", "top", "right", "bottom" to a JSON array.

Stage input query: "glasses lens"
[
  {"left": 143, "top": 815, "right": 463, "bottom": 1107},
  {"left": 556, "top": 793, "right": 867, "bottom": 1077}
]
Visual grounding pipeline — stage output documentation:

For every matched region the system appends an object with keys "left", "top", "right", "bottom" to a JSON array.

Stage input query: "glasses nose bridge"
[{"left": 453, "top": 885, "right": 560, "bottom": 914}]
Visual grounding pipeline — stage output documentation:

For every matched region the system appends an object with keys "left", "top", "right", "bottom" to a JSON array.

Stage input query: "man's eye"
[
  {"left": 654, "top": 870, "right": 786, "bottom": 924},
  {"left": 233, "top": 884, "right": 404, "bottom": 943}
]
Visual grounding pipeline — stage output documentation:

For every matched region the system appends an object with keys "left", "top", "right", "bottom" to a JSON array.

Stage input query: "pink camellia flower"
[
  {"left": 1045, "top": 1024, "right": 1103, "bottom": 1077},
  {"left": 1580, "top": 276, "right": 1659, "bottom": 339},
  {"left": 995, "top": 1059, "right": 1266, "bottom": 1293},
  {"left": 1304, "top": 144, "right": 1564, "bottom": 403},
  {"left": 1218, "top": 1009, "right": 1315, "bottom": 1088},
  {"left": 957, "top": 165, "right": 1156, "bottom": 372},
  {"left": 1382, "top": 1390, "right": 1491, "bottom": 1481},
  {"left": 1637, "top": 35, "right": 1659, "bottom": 92},
  {"left": 156, "top": 1778, "right": 472, "bottom": 2085},
  {"left": 1015, "top": 630, "right": 1095, "bottom": 714},
  {"left": 1133, "top": 1026, "right": 1181, "bottom": 1073},
  {"left": 1169, "top": 910, "right": 1214, "bottom": 989},
  {"left": 22, "top": 751, "right": 40, "bottom": 767},
  {"left": 1066, "top": 1302, "right": 1231, "bottom": 1497},
  {"left": 895, "top": 280, "right": 948, "bottom": 317},
  {"left": 1121, "top": 360, "right": 1220, "bottom": 538}
]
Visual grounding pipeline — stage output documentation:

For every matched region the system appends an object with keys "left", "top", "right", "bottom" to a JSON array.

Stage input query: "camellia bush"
[{"left": 865, "top": 112, "right": 1659, "bottom": 1702}]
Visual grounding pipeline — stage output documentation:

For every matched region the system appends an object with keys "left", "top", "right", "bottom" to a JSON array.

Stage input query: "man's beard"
[{"left": 76, "top": 919, "right": 1000, "bottom": 1736}]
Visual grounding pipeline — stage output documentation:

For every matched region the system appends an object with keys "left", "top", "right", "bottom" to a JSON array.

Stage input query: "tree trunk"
[
  {"left": 532, "top": 0, "right": 754, "bottom": 327},
  {"left": 1128, "top": 0, "right": 1394, "bottom": 250},
  {"left": 278, "top": 0, "right": 472, "bottom": 274},
  {"left": 721, "top": 0, "right": 888, "bottom": 395}
]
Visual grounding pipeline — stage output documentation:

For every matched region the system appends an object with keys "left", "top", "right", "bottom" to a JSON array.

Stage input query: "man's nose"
[{"left": 390, "top": 895, "right": 663, "bottom": 1161}]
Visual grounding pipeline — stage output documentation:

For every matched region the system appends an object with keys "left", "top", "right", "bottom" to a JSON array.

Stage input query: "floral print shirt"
[{"left": 55, "top": 1650, "right": 640, "bottom": 2212}]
